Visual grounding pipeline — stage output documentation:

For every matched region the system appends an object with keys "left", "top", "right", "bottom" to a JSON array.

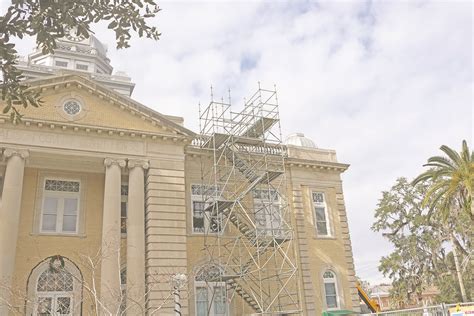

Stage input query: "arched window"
[
  {"left": 323, "top": 270, "right": 339, "bottom": 309},
  {"left": 26, "top": 256, "right": 82, "bottom": 315},
  {"left": 195, "top": 264, "right": 228, "bottom": 316}
]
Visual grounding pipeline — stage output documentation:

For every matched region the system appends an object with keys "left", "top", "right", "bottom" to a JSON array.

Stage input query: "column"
[
  {"left": 0, "top": 148, "right": 28, "bottom": 314},
  {"left": 100, "top": 158, "right": 125, "bottom": 315},
  {"left": 126, "top": 159, "right": 148, "bottom": 314}
]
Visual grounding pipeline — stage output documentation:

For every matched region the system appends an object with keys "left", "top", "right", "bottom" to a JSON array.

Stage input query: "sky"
[{"left": 5, "top": 0, "right": 473, "bottom": 284}]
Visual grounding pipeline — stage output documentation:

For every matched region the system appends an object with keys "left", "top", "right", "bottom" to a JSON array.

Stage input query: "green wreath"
[{"left": 48, "top": 255, "right": 65, "bottom": 272}]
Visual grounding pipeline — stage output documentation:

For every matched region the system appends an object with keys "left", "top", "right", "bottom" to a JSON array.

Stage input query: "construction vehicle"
[{"left": 357, "top": 282, "right": 381, "bottom": 313}]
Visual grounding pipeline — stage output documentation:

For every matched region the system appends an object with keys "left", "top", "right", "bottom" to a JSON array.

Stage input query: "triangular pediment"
[{"left": 9, "top": 74, "right": 195, "bottom": 138}]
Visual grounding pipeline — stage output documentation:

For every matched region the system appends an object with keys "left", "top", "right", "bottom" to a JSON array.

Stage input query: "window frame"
[
  {"left": 39, "top": 178, "right": 81, "bottom": 235},
  {"left": 33, "top": 172, "right": 87, "bottom": 237},
  {"left": 322, "top": 270, "right": 341, "bottom": 310},
  {"left": 253, "top": 188, "right": 283, "bottom": 237},
  {"left": 194, "top": 280, "right": 228, "bottom": 316},
  {"left": 311, "top": 191, "right": 332, "bottom": 237},
  {"left": 190, "top": 184, "right": 223, "bottom": 235}
]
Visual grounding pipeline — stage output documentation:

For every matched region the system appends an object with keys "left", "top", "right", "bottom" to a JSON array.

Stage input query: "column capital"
[
  {"left": 104, "top": 158, "right": 126, "bottom": 168},
  {"left": 128, "top": 159, "right": 149, "bottom": 170},
  {"left": 3, "top": 148, "right": 29, "bottom": 160}
]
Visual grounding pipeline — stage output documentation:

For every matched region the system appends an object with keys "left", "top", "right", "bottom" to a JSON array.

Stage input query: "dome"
[{"left": 285, "top": 133, "right": 317, "bottom": 148}]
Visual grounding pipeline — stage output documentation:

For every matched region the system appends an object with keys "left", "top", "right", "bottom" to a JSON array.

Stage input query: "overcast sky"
[{"left": 6, "top": 0, "right": 473, "bottom": 284}]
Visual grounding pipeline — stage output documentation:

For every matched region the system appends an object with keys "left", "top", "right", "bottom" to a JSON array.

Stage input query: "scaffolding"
[{"left": 197, "top": 84, "right": 301, "bottom": 315}]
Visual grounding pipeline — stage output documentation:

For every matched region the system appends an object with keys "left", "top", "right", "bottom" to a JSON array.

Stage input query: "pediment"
[{"left": 9, "top": 74, "right": 195, "bottom": 138}]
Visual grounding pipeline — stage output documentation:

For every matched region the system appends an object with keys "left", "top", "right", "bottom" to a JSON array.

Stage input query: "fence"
[{"left": 362, "top": 302, "right": 474, "bottom": 316}]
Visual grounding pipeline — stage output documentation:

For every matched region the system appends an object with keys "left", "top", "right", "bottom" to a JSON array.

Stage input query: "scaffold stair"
[{"left": 238, "top": 117, "right": 278, "bottom": 138}]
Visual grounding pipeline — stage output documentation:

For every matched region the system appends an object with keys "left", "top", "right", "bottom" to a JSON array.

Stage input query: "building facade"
[{"left": 0, "top": 35, "right": 359, "bottom": 315}]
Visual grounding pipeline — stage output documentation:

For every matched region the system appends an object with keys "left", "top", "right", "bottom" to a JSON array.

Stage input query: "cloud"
[{"left": 3, "top": 0, "right": 472, "bottom": 284}]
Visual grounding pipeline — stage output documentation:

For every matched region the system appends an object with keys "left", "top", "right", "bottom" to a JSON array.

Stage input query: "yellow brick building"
[{"left": 0, "top": 34, "right": 359, "bottom": 315}]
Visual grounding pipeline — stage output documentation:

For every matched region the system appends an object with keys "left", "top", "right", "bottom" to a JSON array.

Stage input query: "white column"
[
  {"left": 126, "top": 159, "right": 148, "bottom": 314},
  {"left": 100, "top": 158, "right": 125, "bottom": 315},
  {"left": 0, "top": 148, "right": 28, "bottom": 314}
]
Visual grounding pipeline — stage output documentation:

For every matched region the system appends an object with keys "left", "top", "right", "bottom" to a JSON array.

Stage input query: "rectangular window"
[
  {"left": 325, "top": 283, "right": 338, "bottom": 308},
  {"left": 55, "top": 61, "right": 68, "bottom": 67},
  {"left": 40, "top": 179, "right": 80, "bottom": 234},
  {"left": 195, "top": 283, "right": 227, "bottom": 316},
  {"left": 121, "top": 184, "right": 128, "bottom": 234},
  {"left": 196, "top": 286, "right": 208, "bottom": 316},
  {"left": 76, "top": 64, "right": 88, "bottom": 71},
  {"left": 312, "top": 192, "right": 330, "bottom": 236},
  {"left": 253, "top": 189, "right": 282, "bottom": 236},
  {"left": 191, "top": 184, "right": 222, "bottom": 234}
]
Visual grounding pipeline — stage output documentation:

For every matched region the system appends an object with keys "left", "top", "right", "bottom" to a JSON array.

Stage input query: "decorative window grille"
[
  {"left": 45, "top": 180, "right": 80, "bottom": 192},
  {"left": 191, "top": 184, "right": 222, "bottom": 234},
  {"left": 37, "top": 269, "right": 74, "bottom": 292},
  {"left": 63, "top": 100, "right": 82, "bottom": 116},
  {"left": 312, "top": 192, "right": 330, "bottom": 236},
  {"left": 323, "top": 270, "right": 339, "bottom": 309},
  {"left": 41, "top": 179, "right": 80, "bottom": 234}
]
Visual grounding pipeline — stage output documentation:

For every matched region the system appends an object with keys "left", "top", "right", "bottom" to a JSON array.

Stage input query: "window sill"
[
  {"left": 313, "top": 235, "right": 337, "bottom": 240},
  {"left": 31, "top": 232, "right": 86, "bottom": 238}
]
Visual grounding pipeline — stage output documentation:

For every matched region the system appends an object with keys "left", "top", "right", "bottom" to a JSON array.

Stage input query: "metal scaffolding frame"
[{"left": 197, "top": 84, "right": 302, "bottom": 315}]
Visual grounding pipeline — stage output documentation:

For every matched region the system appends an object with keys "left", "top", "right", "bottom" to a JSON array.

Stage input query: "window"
[
  {"left": 120, "top": 267, "right": 126, "bottom": 313},
  {"left": 63, "top": 100, "right": 82, "bottom": 116},
  {"left": 253, "top": 189, "right": 282, "bottom": 236},
  {"left": 323, "top": 270, "right": 339, "bottom": 309},
  {"left": 27, "top": 256, "right": 82, "bottom": 315},
  {"left": 312, "top": 192, "right": 330, "bottom": 236},
  {"left": 121, "top": 184, "right": 128, "bottom": 235},
  {"left": 195, "top": 264, "right": 228, "bottom": 316},
  {"left": 55, "top": 60, "right": 68, "bottom": 67},
  {"left": 191, "top": 184, "right": 222, "bottom": 234},
  {"left": 40, "top": 179, "right": 80, "bottom": 234},
  {"left": 76, "top": 63, "right": 88, "bottom": 71}
]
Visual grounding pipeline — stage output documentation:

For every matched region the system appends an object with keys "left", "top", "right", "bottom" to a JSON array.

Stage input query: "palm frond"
[{"left": 440, "top": 144, "right": 461, "bottom": 167}]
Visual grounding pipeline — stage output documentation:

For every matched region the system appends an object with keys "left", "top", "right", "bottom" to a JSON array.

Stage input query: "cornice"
[
  {"left": 286, "top": 157, "right": 349, "bottom": 172},
  {"left": 0, "top": 115, "right": 192, "bottom": 145},
  {"left": 22, "top": 74, "right": 195, "bottom": 138},
  {"left": 184, "top": 145, "right": 349, "bottom": 172}
]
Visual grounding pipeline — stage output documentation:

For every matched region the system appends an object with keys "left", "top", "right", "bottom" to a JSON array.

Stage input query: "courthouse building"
[{"left": 0, "top": 34, "right": 359, "bottom": 315}]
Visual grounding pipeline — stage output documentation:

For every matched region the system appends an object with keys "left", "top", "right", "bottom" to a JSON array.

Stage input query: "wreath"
[{"left": 48, "top": 255, "right": 65, "bottom": 272}]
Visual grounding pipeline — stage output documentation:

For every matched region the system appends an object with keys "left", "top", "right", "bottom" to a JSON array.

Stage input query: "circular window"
[{"left": 63, "top": 100, "right": 82, "bottom": 116}]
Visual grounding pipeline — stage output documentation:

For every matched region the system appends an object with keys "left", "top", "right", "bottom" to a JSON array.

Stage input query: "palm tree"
[
  {"left": 412, "top": 139, "right": 473, "bottom": 302},
  {"left": 413, "top": 140, "right": 473, "bottom": 220}
]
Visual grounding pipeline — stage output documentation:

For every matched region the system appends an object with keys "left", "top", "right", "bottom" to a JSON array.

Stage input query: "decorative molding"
[
  {"left": 104, "top": 158, "right": 126, "bottom": 168},
  {"left": 3, "top": 148, "right": 29, "bottom": 159},
  {"left": 21, "top": 74, "right": 195, "bottom": 138},
  {"left": 128, "top": 159, "right": 150, "bottom": 170},
  {"left": 0, "top": 115, "right": 191, "bottom": 144}
]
